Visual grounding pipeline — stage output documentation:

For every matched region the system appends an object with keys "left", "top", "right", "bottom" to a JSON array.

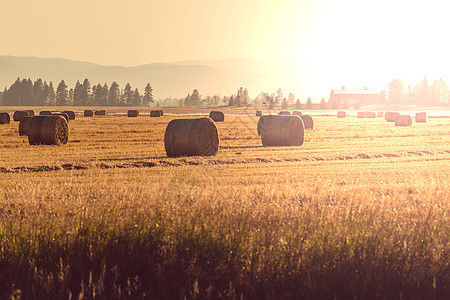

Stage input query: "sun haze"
[{"left": 2, "top": 0, "right": 450, "bottom": 96}]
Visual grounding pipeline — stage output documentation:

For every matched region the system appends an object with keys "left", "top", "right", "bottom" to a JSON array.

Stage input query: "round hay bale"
[
  {"left": 27, "top": 116, "right": 69, "bottom": 145},
  {"left": 26, "top": 110, "right": 35, "bottom": 116},
  {"left": 158, "top": 110, "right": 164, "bottom": 116},
  {"left": 292, "top": 111, "right": 302, "bottom": 116},
  {"left": 337, "top": 111, "right": 346, "bottom": 118},
  {"left": 128, "top": 110, "right": 139, "bottom": 117},
  {"left": 13, "top": 110, "right": 29, "bottom": 122},
  {"left": 357, "top": 112, "right": 366, "bottom": 118},
  {"left": 0, "top": 112, "right": 10, "bottom": 124},
  {"left": 395, "top": 115, "right": 412, "bottom": 127},
  {"left": 299, "top": 115, "right": 314, "bottom": 130},
  {"left": 53, "top": 113, "right": 70, "bottom": 123},
  {"left": 257, "top": 115, "right": 304, "bottom": 146},
  {"left": 150, "top": 110, "right": 162, "bottom": 117},
  {"left": 164, "top": 118, "right": 219, "bottom": 157},
  {"left": 278, "top": 111, "right": 291, "bottom": 116},
  {"left": 385, "top": 111, "right": 400, "bottom": 122},
  {"left": 39, "top": 110, "right": 52, "bottom": 116},
  {"left": 366, "top": 112, "right": 376, "bottom": 118},
  {"left": 95, "top": 110, "right": 107, "bottom": 116},
  {"left": 63, "top": 111, "right": 76, "bottom": 120},
  {"left": 209, "top": 111, "right": 225, "bottom": 122},
  {"left": 256, "top": 110, "right": 263, "bottom": 117},
  {"left": 377, "top": 111, "right": 384, "bottom": 117},
  {"left": 19, "top": 116, "right": 33, "bottom": 136},
  {"left": 415, "top": 112, "right": 427, "bottom": 123},
  {"left": 84, "top": 110, "right": 94, "bottom": 117}
]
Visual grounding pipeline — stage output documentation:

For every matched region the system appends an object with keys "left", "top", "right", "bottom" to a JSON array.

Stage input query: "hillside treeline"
[{"left": 0, "top": 78, "right": 153, "bottom": 106}]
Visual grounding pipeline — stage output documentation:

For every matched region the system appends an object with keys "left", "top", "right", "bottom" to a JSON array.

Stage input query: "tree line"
[
  {"left": 388, "top": 77, "right": 450, "bottom": 105},
  {"left": 0, "top": 78, "right": 153, "bottom": 106}
]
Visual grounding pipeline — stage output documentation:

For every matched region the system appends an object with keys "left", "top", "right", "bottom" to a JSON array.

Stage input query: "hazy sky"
[{"left": 2, "top": 0, "right": 450, "bottom": 94}]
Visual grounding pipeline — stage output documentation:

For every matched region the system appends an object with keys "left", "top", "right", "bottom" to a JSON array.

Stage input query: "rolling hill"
[{"left": 0, "top": 56, "right": 307, "bottom": 100}]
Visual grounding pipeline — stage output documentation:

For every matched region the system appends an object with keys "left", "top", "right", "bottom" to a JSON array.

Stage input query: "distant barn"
[{"left": 329, "top": 87, "right": 386, "bottom": 108}]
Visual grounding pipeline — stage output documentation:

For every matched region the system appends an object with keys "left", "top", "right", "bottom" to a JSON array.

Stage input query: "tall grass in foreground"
[{"left": 1, "top": 166, "right": 449, "bottom": 299}]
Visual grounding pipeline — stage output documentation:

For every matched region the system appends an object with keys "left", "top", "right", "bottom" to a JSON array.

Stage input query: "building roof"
[{"left": 331, "top": 89, "right": 381, "bottom": 95}]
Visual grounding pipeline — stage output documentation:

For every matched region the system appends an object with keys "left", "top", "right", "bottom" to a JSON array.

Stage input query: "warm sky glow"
[{"left": 2, "top": 0, "right": 450, "bottom": 97}]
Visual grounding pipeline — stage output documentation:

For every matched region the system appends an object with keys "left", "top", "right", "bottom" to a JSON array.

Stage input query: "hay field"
[{"left": 0, "top": 107, "right": 449, "bottom": 299}]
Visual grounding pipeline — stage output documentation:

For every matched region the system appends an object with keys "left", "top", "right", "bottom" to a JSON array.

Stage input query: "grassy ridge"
[{"left": 0, "top": 112, "right": 449, "bottom": 298}]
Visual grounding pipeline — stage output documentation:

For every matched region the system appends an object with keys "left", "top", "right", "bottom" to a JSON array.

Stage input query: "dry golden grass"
[{"left": 0, "top": 106, "right": 449, "bottom": 298}]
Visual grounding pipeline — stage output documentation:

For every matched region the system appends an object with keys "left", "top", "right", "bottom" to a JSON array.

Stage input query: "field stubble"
[{"left": 0, "top": 109, "right": 449, "bottom": 299}]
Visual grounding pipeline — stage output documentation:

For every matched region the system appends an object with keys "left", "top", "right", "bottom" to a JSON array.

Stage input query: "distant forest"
[
  {"left": 387, "top": 77, "right": 450, "bottom": 105},
  {"left": 0, "top": 78, "right": 154, "bottom": 107}
]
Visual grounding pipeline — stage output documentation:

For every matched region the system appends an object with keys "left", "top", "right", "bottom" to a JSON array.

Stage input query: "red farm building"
[{"left": 329, "top": 87, "right": 386, "bottom": 108}]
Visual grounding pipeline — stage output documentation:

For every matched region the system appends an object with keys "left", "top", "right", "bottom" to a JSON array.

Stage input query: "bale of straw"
[
  {"left": 53, "top": 113, "right": 70, "bottom": 123},
  {"left": 337, "top": 111, "right": 346, "bottom": 118},
  {"left": 292, "top": 111, "right": 302, "bottom": 116},
  {"left": 39, "top": 110, "right": 52, "bottom": 116},
  {"left": 257, "top": 115, "right": 304, "bottom": 146},
  {"left": 13, "top": 110, "right": 29, "bottom": 122},
  {"left": 19, "top": 116, "right": 33, "bottom": 136},
  {"left": 366, "top": 112, "right": 376, "bottom": 118},
  {"left": 385, "top": 112, "right": 400, "bottom": 122},
  {"left": 209, "top": 111, "right": 225, "bottom": 122},
  {"left": 377, "top": 112, "right": 384, "bottom": 117},
  {"left": 357, "top": 112, "right": 366, "bottom": 118},
  {"left": 278, "top": 111, "right": 291, "bottom": 116},
  {"left": 128, "top": 110, "right": 139, "bottom": 117},
  {"left": 256, "top": 110, "right": 263, "bottom": 117},
  {"left": 95, "top": 110, "right": 107, "bottom": 116},
  {"left": 0, "top": 112, "right": 10, "bottom": 124},
  {"left": 158, "top": 110, "right": 164, "bottom": 116},
  {"left": 84, "top": 110, "right": 94, "bottom": 117},
  {"left": 26, "top": 110, "right": 35, "bottom": 116},
  {"left": 164, "top": 118, "right": 219, "bottom": 157},
  {"left": 299, "top": 115, "right": 314, "bottom": 129},
  {"left": 395, "top": 115, "right": 412, "bottom": 127},
  {"left": 415, "top": 112, "right": 427, "bottom": 123},
  {"left": 63, "top": 111, "right": 76, "bottom": 120},
  {"left": 150, "top": 110, "right": 162, "bottom": 117},
  {"left": 27, "top": 116, "right": 69, "bottom": 145}
]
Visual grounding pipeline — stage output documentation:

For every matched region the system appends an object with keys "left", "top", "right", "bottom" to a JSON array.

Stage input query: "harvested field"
[{"left": 0, "top": 106, "right": 449, "bottom": 298}]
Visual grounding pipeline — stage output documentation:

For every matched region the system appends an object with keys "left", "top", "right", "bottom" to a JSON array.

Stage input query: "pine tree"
[
  {"left": 46, "top": 82, "right": 56, "bottom": 106},
  {"left": 282, "top": 98, "right": 288, "bottom": 109},
  {"left": 92, "top": 83, "right": 102, "bottom": 106},
  {"left": 68, "top": 88, "right": 74, "bottom": 105},
  {"left": 123, "top": 83, "right": 133, "bottom": 106},
  {"left": 288, "top": 92, "right": 295, "bottom": 104},
  {"left": 133, "top": 88, "right": 141, "bottom": 106},
  {"left": 276, "top": 88, "right": 283, "bottom": 103},
  {"left": 73, "top": 81, "right": 83, "bottom": 106},
  {"left": 108, "top": 82, "right": 120, "bottom": 106},
  {"left": 22, "top": 79, "right": 33, "bottom": 105},
  {"left": 101, "top": 83, "right": 109, "bottom": 106},
  {"left": 306, "top": 97, "right": 312, "bottom": 109},
  {"left": 320, "top": 98, "right": 327, "bottom": 109},
  {"left": 3, "top": 78, "right": 21, "bottom": 105},
  {"left": 143, "top": 83, "right": 153, "bottom": 106},
  {"left": 81, "top": 79, "right": 92, "bottom": 106},
  {"left": 228, "top": 95, "right": 234, "bottom": 106},
  {"left": 33, "top": 78, "right": 44, "bottom": 106},
  {"left": 56, "top": 80, "right": 68, "bottom": 106}
]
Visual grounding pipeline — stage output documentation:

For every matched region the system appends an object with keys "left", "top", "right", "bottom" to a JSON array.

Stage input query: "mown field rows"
[{"left": 0, "top": 107, "right": 449, "bottom": 298}]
